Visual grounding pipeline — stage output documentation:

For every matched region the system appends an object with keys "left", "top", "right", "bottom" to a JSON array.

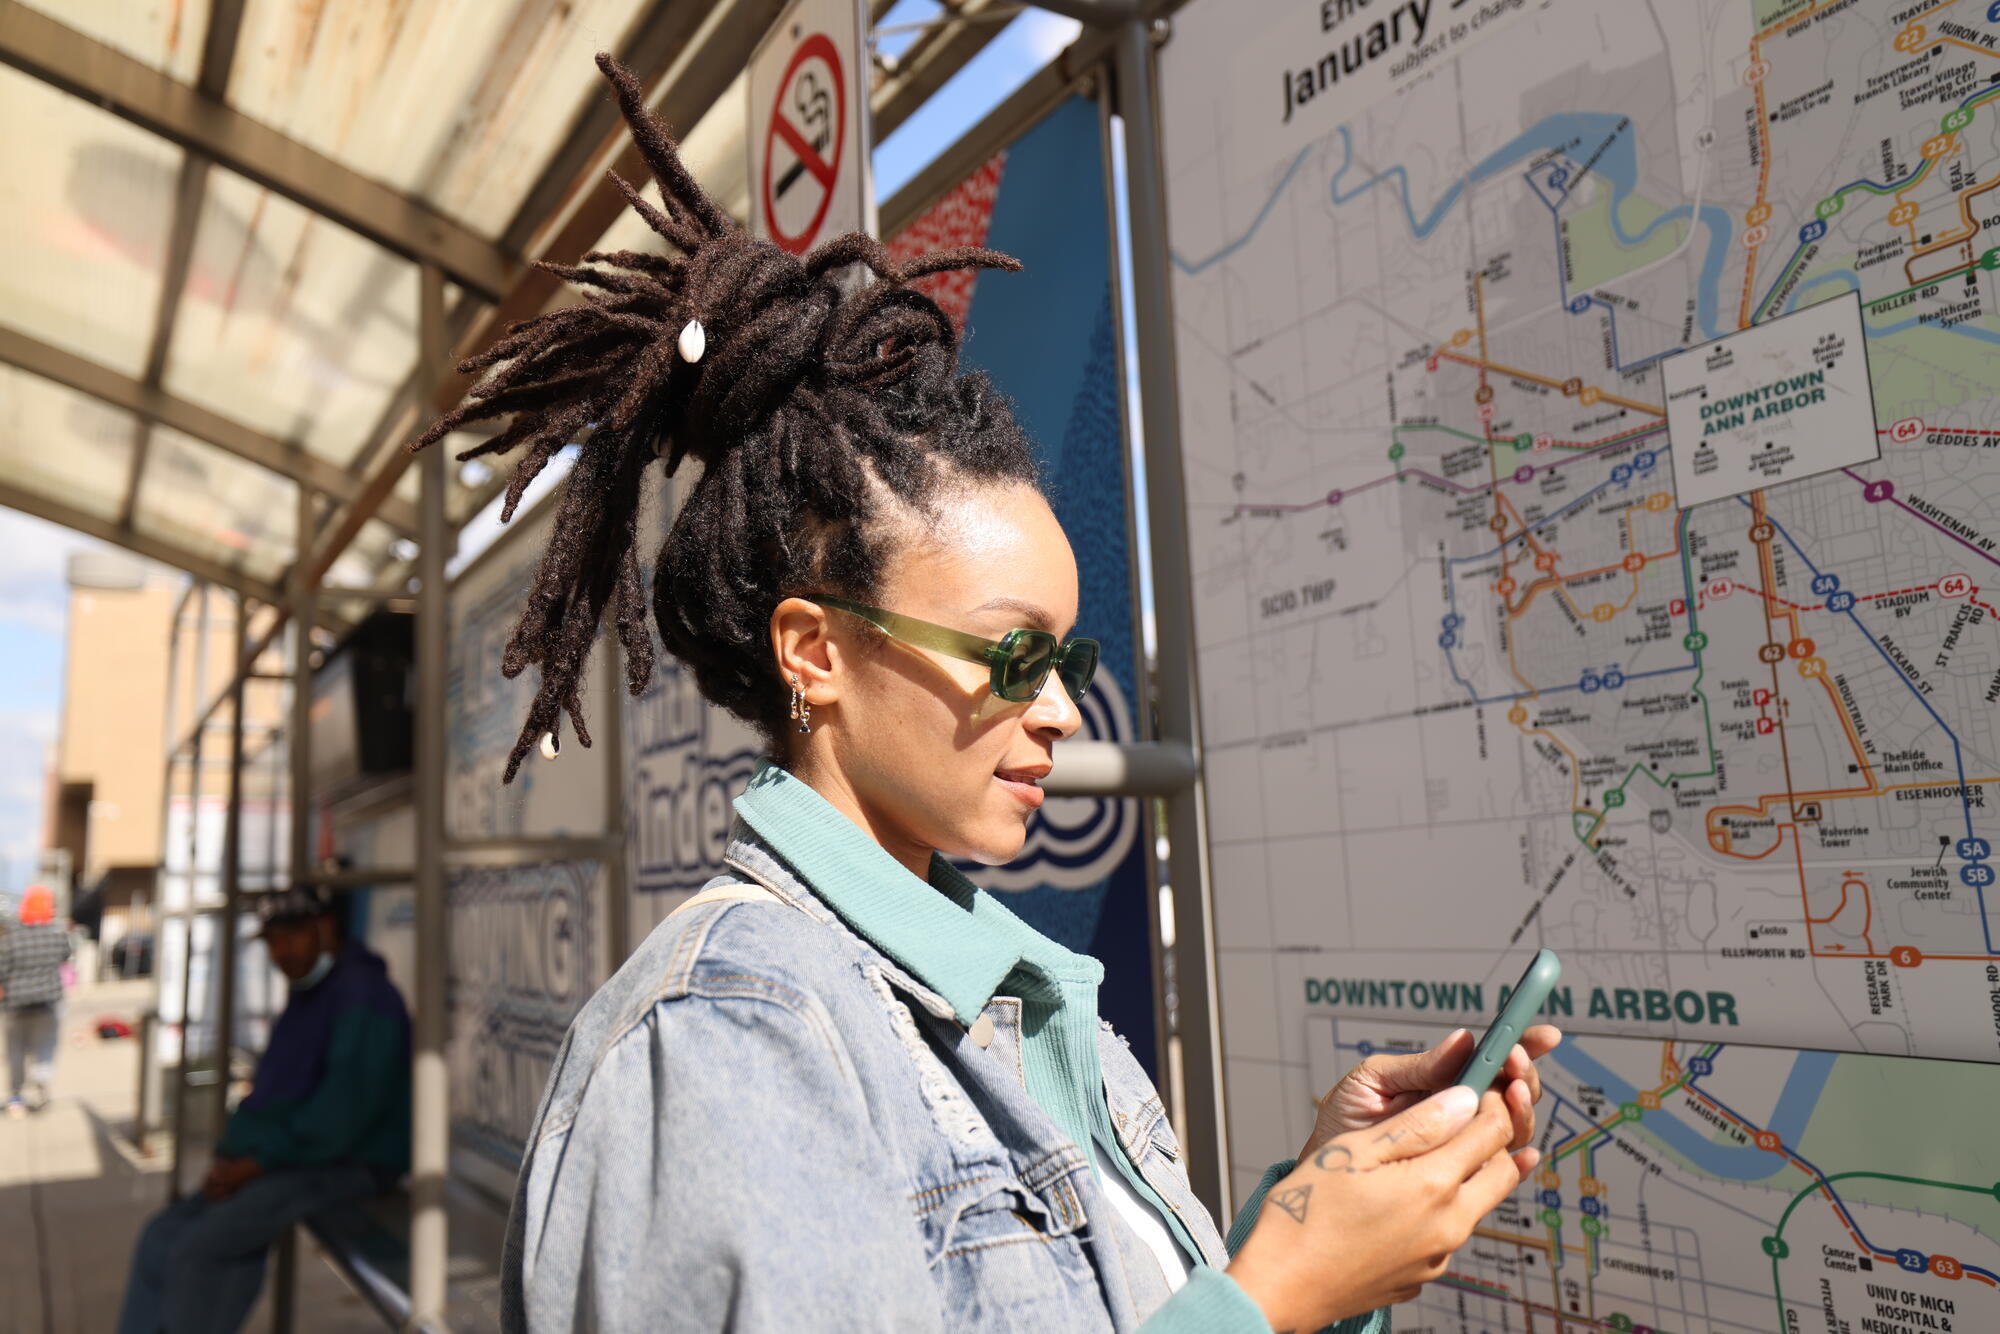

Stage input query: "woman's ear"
[{"left": 771, "top": 597, "right": 839, "bottom": 706}]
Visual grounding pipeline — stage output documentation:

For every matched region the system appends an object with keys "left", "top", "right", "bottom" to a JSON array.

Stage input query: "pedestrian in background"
[{"left": 0, "top": 884, "right": 73, "bottom": 1115}]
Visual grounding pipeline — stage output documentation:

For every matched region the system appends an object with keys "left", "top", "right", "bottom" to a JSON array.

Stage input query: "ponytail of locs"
[{"left": 412, "top": 53, "right": 1042, "bottom": 782}]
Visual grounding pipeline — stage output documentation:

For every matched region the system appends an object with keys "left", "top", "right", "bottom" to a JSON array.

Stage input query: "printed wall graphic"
[
  {"left": 1161, "top": 0, "right": 2000, "bottom": 1322},
  {"left": 446, "top": 858, "right": 603, "bottom": 1167},
  {"left": 888, "top": 94, "right": 1159, "bottom": 1073},
  {"left": 447, "top": 500, "right": 608, "bottom": 838}
]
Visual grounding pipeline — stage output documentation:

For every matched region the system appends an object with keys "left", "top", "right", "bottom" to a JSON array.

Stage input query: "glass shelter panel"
[
  {"left": 134, "top": 428, "right": 300, "bottom": 584},
  {"left": 225, "top": 0, "right": 653, "bottom": 239},
  {"left": 164, "top": 166, "right": 420, "bottom": 466},
  {"left": 0, "top": 366, "right": 139, "bottom": 521},
  {"left": 0, "top": 67, "right": 182, "bottom": 378},
  {"left": 14, "top": 0, "right": 213, "bottom": 84}
]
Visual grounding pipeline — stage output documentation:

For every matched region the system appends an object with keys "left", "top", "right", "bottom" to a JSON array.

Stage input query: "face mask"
[{"left": 292, "top": 950, "right": 336, "bottom": 991}]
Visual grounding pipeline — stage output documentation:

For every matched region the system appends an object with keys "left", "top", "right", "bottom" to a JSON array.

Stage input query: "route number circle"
[
  {"left": 1608, "top": 1315, "right": 1634, "bottom": 1332},
  {"left": 1496, "top": 577, "right": 1518, "bottom": 597},
  {"left": 1619, "top": 1101, "right": 1643, "bottom": 1122},
  {"left": 1569, "top": 295, "right": 1592, "bottom": 314},
  {"left": 1890, "top": 946, "right": 1923, "bottom": 967},
  {"left": 1743, "top": 224, "right": 1770, "bottom": 250},
  {"left": 1563, "top": 377, "right": 1584, "bottom": 397},
  {"left": 1828, "top": 591, "right": 1856, "bottom": 612},
  {"left": 1755, "top": 1130, "right": 1782, "bottom": 1151},
  {"left": 1536, "top": 552, "right": 1559, "bottom": 572},
  {"left": 1508, "top": 705, "right": 1528, "bottom": 724},
  {"left": 1762, "top": 1235, "right": 1790, "bottom": 1258},
  {"left": 1889, "top": 417, "right": 1924, "bottom": 443},
  {"left": 1957, "top": 837, "right": 1990, "bottom": 861},
  {"left": 1798, "top": 656, "right": 1826, "bottom": 678},
  {"left": 1539, "top": 1207, "right": 1562, "bottom": 1226},
  {"left": 1649, "top": 492, "right": 1674, "bottom": 512},
  {"left": 1894, "top": 24, "right": 1927, "bottom": 53},
  {"left": 1580, "top": 1216, "right": 1604, "bottom": 1238},
  {"left": 1816, "top": 196, "right": 1844, "bottom": 220},
  {"left": 1750, "top": 522, "right": 1776, "bottom": 544},
  {"left": 1637, "top": 1090, "right": 1660, "bottom": 1109},
  {"left": 1491, "top": 515, "right": 1511, "bottom": 534},
  {"left": 1744, "top": 59, "right": 1771, "bottom": 85},
  {"left": 1989, "top": 1, "right": 2000, "bottom": 22},
  {"left": 1479, "top": 403, "right": 1496, "bottom": 423},
  {"left": 1788, "top": 637, "right": 1815, "bottom": 659},
  {"left": 1603, "top": 669, "right": 1625, "bottom": 689},
  {"left": 1932, "top": 1255, "right": 1963, "bottom": 1280},
  {"left": 1943, "top": 108, "right": 1972, "bottom": 134},
  {"left": 1707, "top": 577, "right": 1734, "bottom": 600},
  {"left": 1800, "top": 219, "right": 1827, "bottom": 244},
  {"left": 1388, "top": 443, "right": 1405, "bottom": 461},
  {"left": 1922, "top": 133, "right": 1957, "bottom": 160},
  {"left": 1534, "top": 433, "right": 1554, "bottom": 453},
  {"left": 1961, "top": 863, "right": 1993, "bottom": 887},
  {"left": 1685, "top": 631, "right": 1709, "bottom": 651},
  {"left": 1688, "top": 1056, "right": 1713, "bottom": 1076},
  {"left": 1580, "top": 386, "right": 1601, "bottom": 406},
  {"left": 1812, "top": 573, "right": 1841, "bottom": 595},
  {"left": 1746, "top": 203, "right": 1772, "bottom": 226},
  {"left": 1623, "top": 553, "right": 1646, "bottom": 573},
  {"left": 1594, "top": 604, "right": 1618, "bottom": 623},
  {"left": 1896, "top": 1249, "right": 1928, "bottom": 1273},
  {"left": 1475, "top": 385, "right": 1495, "bottom": 404},
  {"left": 1514, "top": 432, "right": 1534, "bottom": 451},
  {"left": 1760, "top": 643, "right": 1787, "bottom": 664},
  {"left": 1939, "top": 573, "right": 1974, "bottom": 599},
  {"left": 1325, "top": 488, "right": 1344, "bottom": 506},
  {"left": 1452, "top": 329, "right": 1473, "bottom": 346},
  {"left": 1514, "top": 464, "right": 1535, "bottom": 484},
  {"left": 1887, "top": 202, "right": 1919, "bottom": 227},
  {"left": 760, "top": 33, "right": 849, "bottom": 255},
  {"left": 1982, "top": 247, "right": 2000, "bottom": 271},
  {"left": 1426, "top": 355, "right": 1440, "bottom": 373},
  {"left": 1863, "top": 480, "right": 1895, "bottom": 503}
]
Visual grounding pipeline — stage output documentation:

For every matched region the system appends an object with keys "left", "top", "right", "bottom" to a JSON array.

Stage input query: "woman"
[{"left": 420, "top": 54, "right": 1559, "bottom": 1334}]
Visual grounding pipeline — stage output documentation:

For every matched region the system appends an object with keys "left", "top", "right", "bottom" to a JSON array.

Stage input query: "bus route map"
[{"left": 1158, "top": 0, "right": 2000, "bottom": 1329}]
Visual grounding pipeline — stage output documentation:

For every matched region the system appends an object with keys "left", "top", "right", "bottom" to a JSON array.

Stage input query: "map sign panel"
[
  {"left": 1309, "top": 1019, "right": 2000, "bottom": 1334},
  {"left": 1158, "top": 0, "right": 2000, "bottom": 1323}
]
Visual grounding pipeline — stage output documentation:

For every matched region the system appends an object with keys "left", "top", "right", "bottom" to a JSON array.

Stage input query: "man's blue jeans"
[{"left": 116, "top": 1163, "right": 383, "bottom": 1334}]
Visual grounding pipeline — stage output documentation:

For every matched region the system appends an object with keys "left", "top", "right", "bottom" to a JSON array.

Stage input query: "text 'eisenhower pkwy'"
[{"left": 1661, "top": 290, "right": 1881, "bottom": 508}]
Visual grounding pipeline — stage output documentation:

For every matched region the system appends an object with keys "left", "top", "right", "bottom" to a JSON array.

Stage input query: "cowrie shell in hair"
[
  {"left": 539, "top": 731, "right": 560, "bottom": 761},
  {"left": 677, "top": 319, "right": 706, "bottom": 363}
]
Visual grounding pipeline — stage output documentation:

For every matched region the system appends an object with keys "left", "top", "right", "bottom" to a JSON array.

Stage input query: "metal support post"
[
  {"left": 290, "top": 488, "right": 318, "bottom": 889},
  {"left": 409, "top": 262, "right": 452, "bottom": 1329},
  {"left": 170, "top": 580, "right": 212, "bottom": 1201},
  {"left": 213, "top": 594, "right": 251, "bottom": 1131},
  {"left": 604, "top": 639, "right": 631, "bottom": 968},
  {"left": 1112, "top": 15, "right": 1230, "bottom": 1221}
]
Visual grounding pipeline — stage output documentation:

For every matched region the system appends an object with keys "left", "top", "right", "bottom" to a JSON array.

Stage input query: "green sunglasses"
[{"left": 811, "top": 594, "right": 1100, "bottom": 704}]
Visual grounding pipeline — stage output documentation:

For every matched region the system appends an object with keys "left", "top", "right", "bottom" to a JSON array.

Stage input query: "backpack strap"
[{"left": 664, "top": 881, "right": 782, "bottom": 922}]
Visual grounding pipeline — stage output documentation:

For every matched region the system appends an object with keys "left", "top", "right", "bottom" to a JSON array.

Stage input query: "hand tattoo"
[
  {"left": 1312, "top": 1142, "right": 1357, "bottom": 1173},
  {"left": 1269, "top": 1184, "right": 1312, "bottom": 1223}
]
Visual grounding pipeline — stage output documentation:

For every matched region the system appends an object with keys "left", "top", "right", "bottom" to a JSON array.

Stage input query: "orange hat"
[{"left": 18, "top": 885, "right": 54, "bottom": 925}]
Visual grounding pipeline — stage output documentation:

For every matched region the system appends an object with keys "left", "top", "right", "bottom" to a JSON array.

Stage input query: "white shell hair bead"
[
  {"left": 538, "top": 731, "right": 560, "bottom": 761},
  {"left": 677, "top": 319, "right": 706, "bottom": 363}
]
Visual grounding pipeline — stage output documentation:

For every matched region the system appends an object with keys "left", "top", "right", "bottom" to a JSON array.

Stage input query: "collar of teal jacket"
[{"left": 733, "top": 759, "right": 1105, "bottom": 1027}]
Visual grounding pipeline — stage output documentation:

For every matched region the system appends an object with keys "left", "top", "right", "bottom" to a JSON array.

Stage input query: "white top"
[{"left": 1095, "top": 1150, "right": 1195, "bottom": 1293}]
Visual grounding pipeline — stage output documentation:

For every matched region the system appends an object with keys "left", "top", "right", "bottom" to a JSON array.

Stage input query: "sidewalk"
[{"left": 0, "top": 978, "right": 383, "bottom": 1332}]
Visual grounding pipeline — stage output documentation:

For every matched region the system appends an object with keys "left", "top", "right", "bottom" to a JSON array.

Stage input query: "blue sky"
[{"left": 0, "top": 9, "right": 1085, "bottom": 897}]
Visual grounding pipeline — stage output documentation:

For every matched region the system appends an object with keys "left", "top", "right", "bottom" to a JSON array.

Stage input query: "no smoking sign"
[{"left": 748, "top": 0, "right": 874, "bottom": 254}]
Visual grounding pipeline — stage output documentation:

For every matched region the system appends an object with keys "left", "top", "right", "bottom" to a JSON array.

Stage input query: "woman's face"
[{"left": 785, "top": 483, "right": 1086, "bottom": 873}]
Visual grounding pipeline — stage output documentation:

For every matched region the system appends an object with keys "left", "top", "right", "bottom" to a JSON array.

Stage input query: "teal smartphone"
[{"left": 1454, "top": 948, "right": 1560, "bottom": 1090}]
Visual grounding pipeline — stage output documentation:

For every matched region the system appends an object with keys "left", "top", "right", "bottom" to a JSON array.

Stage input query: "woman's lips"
[{"left": 994, "top": 770, "right": 1046, "bottom": 809}]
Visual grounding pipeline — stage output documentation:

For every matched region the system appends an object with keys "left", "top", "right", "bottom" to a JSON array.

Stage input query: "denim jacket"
[{"left": 502, "top": 814, "right": 1384, "bottom": 1333}]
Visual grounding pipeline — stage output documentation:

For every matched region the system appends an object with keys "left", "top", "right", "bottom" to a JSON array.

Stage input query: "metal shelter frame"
[{"left": 18, "top": 0, "right": 1234, "bottom": 1324}]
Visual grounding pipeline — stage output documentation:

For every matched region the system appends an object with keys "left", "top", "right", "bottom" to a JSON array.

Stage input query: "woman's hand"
[
  {"left": 1300, "top": 1024, "right": 1561, "bottom": 1164},
  {"left": 1229, "top": 1086, "right": 1537, "bottom": 1332}
]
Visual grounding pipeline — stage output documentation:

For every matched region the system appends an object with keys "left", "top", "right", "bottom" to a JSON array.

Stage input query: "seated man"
[{"left": 118, "top": 886, "right": 411, "bottom": 1334}]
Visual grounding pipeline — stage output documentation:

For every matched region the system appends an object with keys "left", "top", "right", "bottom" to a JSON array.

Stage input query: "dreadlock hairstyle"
[{"left": 413, "top": 53, "right": 1041, "bottom": 782}]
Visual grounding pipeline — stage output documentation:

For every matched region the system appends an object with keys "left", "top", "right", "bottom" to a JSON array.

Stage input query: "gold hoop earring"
[{"left": 789, "top": 674, "right": 811, "bottom": 734}]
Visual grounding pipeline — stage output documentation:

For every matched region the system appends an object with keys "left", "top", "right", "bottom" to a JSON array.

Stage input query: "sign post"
[{"left": 747, "top": 0, "right": 876, "bottom": 250}]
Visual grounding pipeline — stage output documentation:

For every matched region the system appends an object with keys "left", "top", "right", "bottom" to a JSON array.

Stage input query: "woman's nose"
[{"left": 1027, "top": 671, "right": 1085, "bottom": 740}]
